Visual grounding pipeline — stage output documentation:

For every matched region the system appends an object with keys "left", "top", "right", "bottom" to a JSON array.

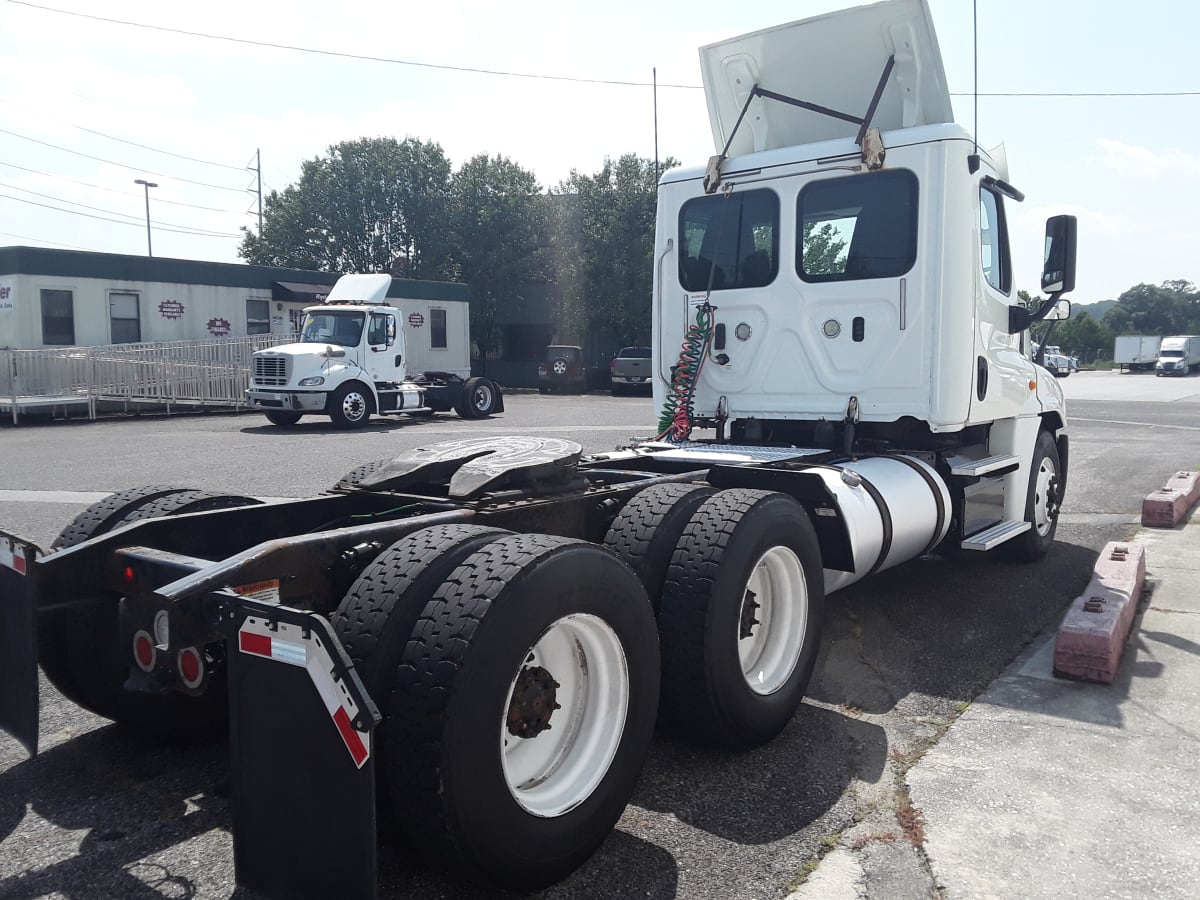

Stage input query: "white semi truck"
[
  {"left": 0, "top": 2, "right": 1077, "bottom": 897},
  {"left": 1155, "top": 334, "right": 1200, "bottom": 376},
  {"left": 246, "top": 273, "right": 503, "bottom": 427}
]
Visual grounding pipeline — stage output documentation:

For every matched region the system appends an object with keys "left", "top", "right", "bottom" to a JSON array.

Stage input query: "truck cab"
[{"left": 653, "top": 0, "right": 1075, "bottom": 552}]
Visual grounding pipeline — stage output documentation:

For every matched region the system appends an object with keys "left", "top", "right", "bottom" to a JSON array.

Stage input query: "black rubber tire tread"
[
  {"left": 51, "top": 484, "right": 188, "bottom": 551},
  {"left": 658, "top": 488, "right": 825, "bottom": 749},
  {"left": 387, "top": 534, "right": 659, "bottom": 891},
  {"left": 331, "top": 524, "right": 512, "bottom": 799},
  {"left": 332, "top": 458, "right": 392, "bottom": 491},
  {"left": 603, "top": 482, "right": 717, "bottom": 611},
  {"left": 1002, "top": 429, "right": 1062, "bottom": 563},
  {"left": 40, "top": 488, "right": 259, "bottom": 741},
  {"left": 264, "top": 410, "right": 302, "bottom": 426}
]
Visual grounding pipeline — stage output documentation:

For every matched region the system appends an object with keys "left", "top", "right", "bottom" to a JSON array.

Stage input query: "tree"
[
  {"left": 1103, "top": 280, "right": 1200, "bottom": 335},
  {"left": 447, "top": 154, "right": 553, "bottom": 367},
  {"left": 800, "top": 222, "right": 848, "bottom": 275},
  {"left": 238, "top": 137, "right": 453, "bottom": 277},
  {"left": 551, "top": 155, "right": 676, "bottom": 349}
]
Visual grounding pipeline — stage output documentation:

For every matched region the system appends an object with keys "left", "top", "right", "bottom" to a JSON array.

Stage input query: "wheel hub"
[{"left": 506, "top": 664, "right": 561, "bottom": 739}]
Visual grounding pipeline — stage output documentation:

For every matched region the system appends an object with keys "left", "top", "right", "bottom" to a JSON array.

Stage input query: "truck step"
[
  {"left": 960, "top": 519, "right": 1031, "bottom": 551},
  {"left": 948, "top": 454, "right": 1019, "bottom": 478}
]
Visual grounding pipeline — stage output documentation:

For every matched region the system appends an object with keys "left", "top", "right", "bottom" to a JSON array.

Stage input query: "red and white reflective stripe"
[
  {"left": 0, "top": 537, "right": 29, "bottom": 575},
  {"left": 238, "top": 617, "right": 371, "bottom": 768}
]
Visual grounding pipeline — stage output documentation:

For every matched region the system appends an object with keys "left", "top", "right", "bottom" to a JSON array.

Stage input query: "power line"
[
  {"left": 0, "top": 128, "right": 250, "bottom": 193},
  {"left": 10, "top": 2, "right": 1200, "bottom": 97},
  {"left": 0, "top": 98, "right": 248, "bottom": 171},
  {"left": 0, "top": 192, "right": 242, "bottom": 238},
  {"left": 8, "top": 0, "right": 698, "bottom": 89},
  {"left": 0, "top": 180, "right": 241, "bottom": 234},
  {"left": 0, "top": 159, "right": 241, "bottom": 213},
  {"left": 0, "top": 229, "right": 92, "bottom": 251}
]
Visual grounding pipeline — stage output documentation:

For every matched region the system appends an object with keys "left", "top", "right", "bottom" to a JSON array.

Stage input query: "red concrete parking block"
[
  {"left": 1053, "top": 541, "right": 1146, "bottom": 684},
  {"left": 1141, "top": 470, "right": 1200, "bottom": 527}
]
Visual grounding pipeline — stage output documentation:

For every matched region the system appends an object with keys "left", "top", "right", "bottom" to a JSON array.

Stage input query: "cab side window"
[
  {"left": 678, "top": 189, "right": 780, "bottom": 291},
  {"left": 367, "top": 314, "right": 390, "bottom": 346},
  {"left": 980, "top": 188, "right": 1011, "bottom": 294}
]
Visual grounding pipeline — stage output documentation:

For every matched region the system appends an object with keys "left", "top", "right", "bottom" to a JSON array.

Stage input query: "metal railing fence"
[{"left": 1, "top": 334, "right": 299, "bottom": 423}]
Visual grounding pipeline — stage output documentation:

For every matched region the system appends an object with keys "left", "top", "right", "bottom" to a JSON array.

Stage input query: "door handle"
[{"left": 395, "top": 354, "right": 402, "bottom": 366}]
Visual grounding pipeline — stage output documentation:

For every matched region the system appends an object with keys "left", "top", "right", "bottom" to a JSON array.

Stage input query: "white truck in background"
[
  {"left": 245, "top": 273, "right": 503, "bottom": 427},
  {"left": 1155, "top": 335, "right": 1200, "bottom": 376},
  {"left": 1114, "top": 334, "right": 1161, "bottom": 372}
]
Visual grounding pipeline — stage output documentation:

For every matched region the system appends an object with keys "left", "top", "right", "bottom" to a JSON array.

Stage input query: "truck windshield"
[
  {"left": 1160, "top": 350, "right": 1184, "bottom": 358},
  {"left": 300, "top": 311, "right": 364, "bottom": 346}
]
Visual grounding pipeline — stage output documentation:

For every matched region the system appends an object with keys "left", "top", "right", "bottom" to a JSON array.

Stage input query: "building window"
[
  {"left": 109, "top": 292, "right": 141, "bottom": 343},
  {"left": 246, "top": 298, "right": 270, "bottom": 335},
  {"left": 979, "top": 188, "right": 1011, "bottom": 294},
  {"left": 41, "top": 289, "right": 75, "bottom": 345},
  {"left": 431, "top": 308, "right": 447, "bottom": 349},
  {"left": 678, "top": 188, "right": 780, "bottom": 291},
  {"left": 797, "top": 169, "right": 918, "bottom": 282}
]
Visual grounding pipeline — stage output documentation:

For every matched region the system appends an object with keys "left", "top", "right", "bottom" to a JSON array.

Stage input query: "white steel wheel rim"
[
  {"left": 737, "top": 545, "right": 809, "bottom": 696},
  {"left": 342, "top": 391, "right": 367, "bottom": 421},
  {"left": 1033, "top": 457, "right": 1058, "bottom": 535},
  {"left": 472, "top": 383, "right": 494, "bottom": 412},
  {"left": 500, "top": 613, "right": 629, "bottom": 818}
]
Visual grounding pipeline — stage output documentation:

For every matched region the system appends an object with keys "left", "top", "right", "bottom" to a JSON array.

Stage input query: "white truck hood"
[
  {"left": 700, "top": 0, "right": 953, "bottom": 157},
  {"left": 258, "top": 342, "right": 362, "bottom": 370}
]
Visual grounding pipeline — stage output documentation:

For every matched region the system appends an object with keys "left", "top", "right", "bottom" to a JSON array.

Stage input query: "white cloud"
[{"left": 1097, "top": 139, "right": 1200, "bottom": 182}]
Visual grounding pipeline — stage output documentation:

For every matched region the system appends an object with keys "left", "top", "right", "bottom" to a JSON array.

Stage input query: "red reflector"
[
  {"left": 333, "top": 706, "right": 369, "bottom": 767},
  {"left": 133, "top": 631, "right": 156, "bottom": 671},
  {"left": 240, "top": 631, "right": 272, "bottom": 657},
  {"left": 123, "top": 566, "right": 135, "bottom": 582},
  {"left": 178, "top": 647, "right": 204, "bottom": 688}
]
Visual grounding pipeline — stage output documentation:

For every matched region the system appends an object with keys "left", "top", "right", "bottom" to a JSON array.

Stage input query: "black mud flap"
[
  {"left": 0, "top": 532, "right": 41, "bottom": 756},
  {"left": 225, "top": 598, "right": 382, "bottom": 900}
]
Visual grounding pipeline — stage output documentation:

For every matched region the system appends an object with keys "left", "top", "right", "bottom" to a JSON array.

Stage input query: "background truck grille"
[{"left": 254, "top": 355, "right": 289, "bottom": 386}]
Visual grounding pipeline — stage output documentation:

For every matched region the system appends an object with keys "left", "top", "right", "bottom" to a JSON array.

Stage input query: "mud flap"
[
  {"left": 225, "top": 598, "right": 381, "bottom": 900},
  {"left": 0, "top": 533, "right": 41, "bottom": 756}
]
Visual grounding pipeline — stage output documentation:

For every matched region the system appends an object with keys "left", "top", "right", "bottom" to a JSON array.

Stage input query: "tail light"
[
  {"left": 177, "top": 646, "right": 205, "bottom": 689},
  {"left": 610, "top": 359, "right": 616, "bottom": 373},
  {"left": 133, "top": 630, "right": 157, "bottom": 672}
]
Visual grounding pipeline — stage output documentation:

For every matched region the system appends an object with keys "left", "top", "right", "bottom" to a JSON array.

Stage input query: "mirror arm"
[{"left": 1009, "top": 290, "right": 1063, "bottom": 334}]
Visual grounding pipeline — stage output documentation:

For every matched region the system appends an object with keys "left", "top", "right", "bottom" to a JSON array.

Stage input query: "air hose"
[{"left": 655, "top": 303, "right": 714, "bottom": 442}]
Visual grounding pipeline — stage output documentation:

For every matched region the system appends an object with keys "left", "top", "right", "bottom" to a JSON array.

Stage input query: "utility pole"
[{"left": 133, "top": 179, "right": 157, "bottom": 256}]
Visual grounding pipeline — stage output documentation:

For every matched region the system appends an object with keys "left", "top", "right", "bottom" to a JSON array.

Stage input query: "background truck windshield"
[{"left": 301, "top": 311, "right": 365, "bottom": 346}]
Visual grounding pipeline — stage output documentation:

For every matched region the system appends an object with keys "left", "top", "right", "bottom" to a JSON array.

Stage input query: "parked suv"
[{"left": 538, "top": 345, "right": 586, "bottom": 393}]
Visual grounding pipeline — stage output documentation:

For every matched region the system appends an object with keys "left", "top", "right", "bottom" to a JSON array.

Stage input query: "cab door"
[{"left": 365, "top": 311, "right": 406, "bottom": 383}]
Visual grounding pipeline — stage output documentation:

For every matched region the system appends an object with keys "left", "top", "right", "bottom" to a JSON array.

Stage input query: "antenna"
[{"left": 968, "top": 0, "right": 980, "bottom": 174}]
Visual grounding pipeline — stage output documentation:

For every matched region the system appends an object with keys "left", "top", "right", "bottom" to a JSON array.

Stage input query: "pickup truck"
[{"left": 609, "top": 346, "right": 653, "bottom": 395}]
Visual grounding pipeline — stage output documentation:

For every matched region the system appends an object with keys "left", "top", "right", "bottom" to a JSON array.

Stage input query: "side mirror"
[
  {"left": 1041, "top": 215, "right": 1077, "bottom": 295},
  {"left": 323, "top": 345, "right": 346, "bottom": 359},
  {"left": 1044, "top": 299, "right": 1071, "bottom": 321}
]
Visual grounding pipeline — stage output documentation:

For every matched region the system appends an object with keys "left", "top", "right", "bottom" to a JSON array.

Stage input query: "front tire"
[
  {"left": 659, "top": 489, "right": 825, "bottom": 748},
  {"left": 1003, "top": 429, "right": 1062, "bottom": 562},
  {"left": 328, "top": 382, "right": 373, "bottom": 429},
  {"left": 264, "top": 410, "right": 302, "bottom": 426},
  {"left": 388, "top": 535, "right": 659, "bottom": 890}
]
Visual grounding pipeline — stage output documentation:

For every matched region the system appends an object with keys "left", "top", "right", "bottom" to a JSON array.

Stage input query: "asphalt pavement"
[{"left": 790, "top": 505, "right": 1200, "bottom": 900}]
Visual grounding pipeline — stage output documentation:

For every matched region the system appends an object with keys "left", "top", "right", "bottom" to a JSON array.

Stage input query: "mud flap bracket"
[{"left": 0, "top": 532, "right": 41, "bottom": 757}]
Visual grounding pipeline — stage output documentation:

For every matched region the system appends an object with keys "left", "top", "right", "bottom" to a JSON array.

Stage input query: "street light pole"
[{"left": 134, "top": 179, "right": 158, "bottom": 256}]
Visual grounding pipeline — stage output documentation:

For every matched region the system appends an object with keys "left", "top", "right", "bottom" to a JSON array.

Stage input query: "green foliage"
[
  {"left": 800, "top": 222, "right": 848, "bottom": 275},
  {"left": 1103, "top": 280, "right": 1200, "bottom": 336},
  {"left": 448, "top": 154, "right": 553, "bottom": 360},
  {"left": 550, "top": 154, "right": 677, "bottom": 348},
  {"left": 239, "top": 137, "right": 453, "bottom": 277}
]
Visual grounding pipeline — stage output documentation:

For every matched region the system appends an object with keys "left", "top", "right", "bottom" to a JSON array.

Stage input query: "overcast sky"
[{"left": 1, "top": 0, "right": 1196, "bottom": 303}]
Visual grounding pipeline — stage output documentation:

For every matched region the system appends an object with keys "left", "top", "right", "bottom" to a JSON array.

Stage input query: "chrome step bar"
[
  {"left": 961, "top": 519, "right": 1031, "bottom": 551},
  {"left": 948, "top": 454, "right": 1019, "bottom": 478}
]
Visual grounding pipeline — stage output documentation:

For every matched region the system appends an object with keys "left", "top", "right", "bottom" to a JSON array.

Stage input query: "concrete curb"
[
  {"left": 1052, "top": 541, "right": 1146, "bottom": 683},
  {"left": 1141, "top": 470, "right": 1200, "bottom": 527}
]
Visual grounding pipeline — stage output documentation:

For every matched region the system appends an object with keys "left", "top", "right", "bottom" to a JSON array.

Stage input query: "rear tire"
[
  {"left": 264, "top": 410, "right": 302, "bottom": 426},
  {"left": 603, "top": 482, "right": 717, "bottom": 611},
  {"left": 459, "top": 377, "right": 498, "bottom": 418},
  {"left": 1003, "top": 429, "right": 1062, "bottom": 562},
  {"left": 41, "top": 488, "right": 261, "bottom": 740},
  {"left": 332, "top": 524, "right": 512, "bottom": 802},
  {"left": 388, "top": 535, "right": 659, "bottom": 890},
  {"left": 659, "top": 489, "right": 824, "bottom": 748}
]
